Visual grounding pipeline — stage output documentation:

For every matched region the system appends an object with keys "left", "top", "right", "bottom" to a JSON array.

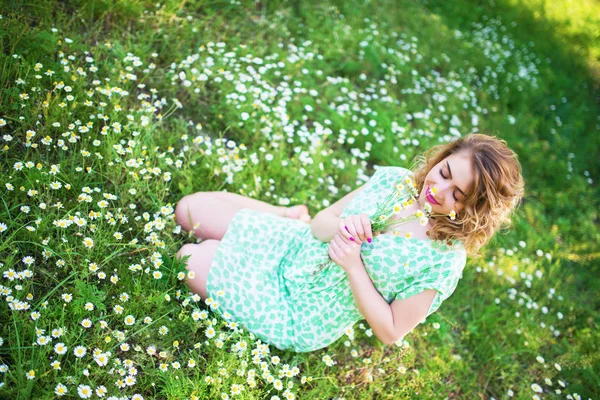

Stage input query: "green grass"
[{"left": 0, "top": 0, "right": 598, "bottom": 398}]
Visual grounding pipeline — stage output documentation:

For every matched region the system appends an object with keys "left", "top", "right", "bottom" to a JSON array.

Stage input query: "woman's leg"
[
  {"left": 210, "top": 191, "right": 311, "bottom": 222},
  {"left": 209, "top": 191, "right": 287, "bottom": 216},
  {"left": 176, "top": 240, "right": 221, "bottom": 299},
  {"left": 175, "top": 192, "right": 248, "bottom": 241},
  {"left": 175, "top": 191, "right": 308, "bottom": 241}
]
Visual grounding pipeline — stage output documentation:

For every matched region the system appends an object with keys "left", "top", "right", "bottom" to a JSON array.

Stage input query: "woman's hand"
[
  {"left": 327, "top": 232, "right": 365, "bottom": 274},
  {"left": 338, "top": 213, "right": 375, "bottom": 245}
]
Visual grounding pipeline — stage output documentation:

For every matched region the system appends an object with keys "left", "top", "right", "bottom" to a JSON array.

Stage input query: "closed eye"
[{"left": 439, "top": 168, "right": 459, "bottom": 202}]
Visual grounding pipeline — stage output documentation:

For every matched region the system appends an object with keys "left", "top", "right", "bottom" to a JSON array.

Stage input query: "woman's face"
[{"left": 418, "top": 150, "right": 475, "bottom": 216}]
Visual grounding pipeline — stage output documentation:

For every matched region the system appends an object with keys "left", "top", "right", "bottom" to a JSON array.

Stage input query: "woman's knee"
[
  {"left": 175, "top": 243, "right": 197, "bottom": 261},
  {"left": 175, "top": 194, "right": 194, "bottom": 229},
  {"left": 176, "top": 240, "right": 220, "bottom": 268},
  {"left": 176, "top": 240, "right": 221, "bottom": 297},
  {"left": 175, "top": 192, "right": 210, "bottom": 230},
  {"left": 174, "top": 193, "right": 237, "bottom": 241}
]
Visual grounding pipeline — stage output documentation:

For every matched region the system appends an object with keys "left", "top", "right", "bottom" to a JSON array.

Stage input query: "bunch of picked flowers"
[{"left": 313, "top": 169, "right": 457, "bottom": 275}]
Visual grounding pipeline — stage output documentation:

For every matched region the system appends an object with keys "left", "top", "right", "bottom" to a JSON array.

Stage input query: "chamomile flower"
[
  {"left": 449, "top": 210, "right": 456, "bottom": 220},
  {"left": 51, "top": 327, "right": 65, "bottom": 338},
  {"left": 94, "top": 352, "right": 109, "bottom": 366},
  {"left": 423, "top": 202, "right": 432, "bottom": 213},
  {"left": 82, "top": 237, "right": 94, "bottom": 248},
  {"left": 54, "top": 342, "right": 67, "bottom": 355},
  {"left": 322, "top": 354, "right": 336, "bottom": 367},
  {"left": 158, "top": 326, "right": 169, "bottom": 335},
  {"left": 55, "top": 383, "right": 68, "bottom": 396},
  {"left": 205, "top": 326, "right": 216, "bottom": 338},
  {"left": 37, "top": 335, "right": 51, "bottom": 345},
  {"left": 531, "top": 383, "right": 543, "bottom": 393},
  {"left": 95, "top": 386, "right": 107, "bottom": 397},
  {"left": 77, "top": 384, "right": 92, "bottom": 398}
]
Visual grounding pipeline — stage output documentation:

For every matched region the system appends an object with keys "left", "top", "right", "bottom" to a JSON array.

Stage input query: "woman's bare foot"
[{"left": 285, "top": 205, "right": 311, "bottom": 223}]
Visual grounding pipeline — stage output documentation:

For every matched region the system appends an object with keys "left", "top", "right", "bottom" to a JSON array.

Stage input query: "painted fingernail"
[
  {"left": 345, "top": 226, "right": 349, "bottom": 232},
  {"left": 350, "top": 237, "right": 354, "bottom": 241},
  {"left": 368, "top": 238, "right": 372, "bottom": 243}
]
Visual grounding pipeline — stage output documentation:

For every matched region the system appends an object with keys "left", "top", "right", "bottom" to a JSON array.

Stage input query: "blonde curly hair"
[{"left": 411, "top": 133, "right": 525, "bottom": 257}]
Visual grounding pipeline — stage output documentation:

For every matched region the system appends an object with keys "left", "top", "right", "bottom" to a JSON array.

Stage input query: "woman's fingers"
[
  {"left": 340, "top": 219, "right": 352, "bottom": 241},
  {"left": 331, "top": 235, "right": 349, "bottom": 256},
  {"left": 341, "top": 215, "right": 374, "bottom": 244},
  {"left": 346, "top": 220, "right": 364, "bottom": 244},
  {"left": 352, "top": 216, "right": 370, "bottom": 243},
  {"left": 333, "top": 233, "right": 355, "bottom": 251},
  {"left": 360, "top": 214, "right": 373, "bottom": 243}
]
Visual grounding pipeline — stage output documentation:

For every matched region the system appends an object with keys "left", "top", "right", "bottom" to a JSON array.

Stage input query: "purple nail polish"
[
  {"left": 350, "top": 237, "right": 354, "bottom": 241},
  {"left": 345, "top": 226, "right": 348, "bottom": 232},
  {"left": 368, "top": 238, "right": 372, "bottom": 243}
]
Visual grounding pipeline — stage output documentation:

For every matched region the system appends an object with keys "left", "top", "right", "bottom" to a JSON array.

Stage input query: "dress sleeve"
[
  {"left": 368, "top": 165, "right": 411, "bottom": 186},
  {"left": 368, "top": 165, "right": 391, "bottom": 184},
  {"left": 339, "top": 166, "right": 401, "bottom": 219},
  {"left": 394, "top": 246, "right": 467, "bottom": 320},
  {"left": 361, "top": 166, "right": 412, "bottom": 201}
]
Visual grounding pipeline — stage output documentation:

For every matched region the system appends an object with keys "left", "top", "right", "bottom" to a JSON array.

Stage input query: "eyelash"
[{"left": 439, "top": 168, "right": 459, "bottom": 202}]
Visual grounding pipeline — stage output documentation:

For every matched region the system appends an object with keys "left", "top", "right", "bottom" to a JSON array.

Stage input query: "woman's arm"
[
  {"left": 311, "top": 184, "right": 366, "bottom": 242},
  {"left": 310, "top": 209, "right": 341, "bottom": 242},
  {"left": 345, "top": 259, "right": 397, "bottom": 345},
  {"left": 345, "top": 258, "right": 434, "bottom": 345}
]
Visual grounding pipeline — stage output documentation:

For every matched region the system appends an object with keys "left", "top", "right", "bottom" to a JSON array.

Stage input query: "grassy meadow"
[{"left": 0, "top": 0, "right": 599, "bottom": 399}]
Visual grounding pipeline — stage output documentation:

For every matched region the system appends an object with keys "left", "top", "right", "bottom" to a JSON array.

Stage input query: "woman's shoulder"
[
  {"left": 431, "top": 239, "right": 467, "bottom": 269},
  {"left": 373, "top": 165, "right": 412, "bottom": 174},
  {"left": 371, "top": 165, "right": 413, "bottom": 183}
]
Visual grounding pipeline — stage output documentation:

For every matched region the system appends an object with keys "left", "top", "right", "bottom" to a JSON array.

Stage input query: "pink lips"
[{"left": 426, "top": 186, "right": 440, "bottom": 205}]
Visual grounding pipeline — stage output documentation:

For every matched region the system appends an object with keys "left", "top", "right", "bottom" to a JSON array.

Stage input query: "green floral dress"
[{"left": 206, "top": 166, "right": 467, "bottom": 352}]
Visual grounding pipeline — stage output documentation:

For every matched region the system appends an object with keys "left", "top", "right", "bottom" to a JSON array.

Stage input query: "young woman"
[{"left": 175, "top": 133, "right": 524, "bottom": 352}]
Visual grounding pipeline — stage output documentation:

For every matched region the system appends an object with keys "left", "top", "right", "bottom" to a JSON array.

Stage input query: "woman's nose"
[
  {"left": 434, "top": 182, "right": 453, "bottom": 200},
  {"left": 435, "top": 181, "right": 452, "bottom": 192}
]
